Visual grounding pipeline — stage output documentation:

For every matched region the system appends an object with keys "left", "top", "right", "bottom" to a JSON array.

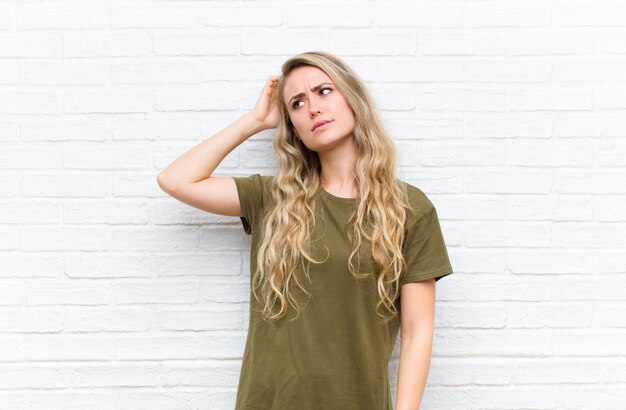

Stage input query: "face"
[{"left": 283, "top": 65, "right": 355, "bottom": 152}]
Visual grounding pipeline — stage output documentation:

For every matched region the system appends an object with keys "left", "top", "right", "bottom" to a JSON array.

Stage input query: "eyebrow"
[{"left": 288, "top": 82, "right": 334, "bottom": 105}]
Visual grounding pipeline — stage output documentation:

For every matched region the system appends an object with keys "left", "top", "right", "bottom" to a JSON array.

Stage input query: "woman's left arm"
[{"left": 395, "top": 278, "right": 436, "bottom": 410}]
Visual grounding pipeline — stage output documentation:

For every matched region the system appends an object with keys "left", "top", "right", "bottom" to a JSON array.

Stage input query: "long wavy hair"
[{"left": 252, "top": 51, "right": 413, "bottom": 324}]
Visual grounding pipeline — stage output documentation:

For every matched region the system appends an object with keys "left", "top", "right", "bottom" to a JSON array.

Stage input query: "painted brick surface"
[{"left": 1, "top": 1, "right": 625, "bottom": 409}]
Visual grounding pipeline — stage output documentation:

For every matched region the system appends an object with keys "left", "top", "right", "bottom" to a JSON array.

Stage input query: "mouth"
[{"left": 312, "top": 120, "right": 333, "bottom": 131}]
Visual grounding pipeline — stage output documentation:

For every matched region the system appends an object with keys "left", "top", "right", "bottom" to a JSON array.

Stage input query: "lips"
[{"left": 312, "top": 119, "right": 333, "bottom": 131}]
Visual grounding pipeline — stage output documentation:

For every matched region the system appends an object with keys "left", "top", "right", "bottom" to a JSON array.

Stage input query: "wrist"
[{"left": 240, "top": 112, "right": 267, "bottom": 135}]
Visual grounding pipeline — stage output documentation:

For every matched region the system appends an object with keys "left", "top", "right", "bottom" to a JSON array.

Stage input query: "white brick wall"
[{"left": 1, "top": 0, "right": 625, "bottom": 409}]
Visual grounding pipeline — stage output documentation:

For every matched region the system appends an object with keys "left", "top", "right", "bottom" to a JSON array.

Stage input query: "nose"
[{"left": 309, "top": 100, "right": 322, "bottom": 115}]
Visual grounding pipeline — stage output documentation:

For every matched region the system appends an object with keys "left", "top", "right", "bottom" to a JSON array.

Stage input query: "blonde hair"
[{"left": 252, "top": 51, "right": 413, "bottom": 324}]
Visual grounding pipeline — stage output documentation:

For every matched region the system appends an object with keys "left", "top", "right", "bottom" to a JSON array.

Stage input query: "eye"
[
  {"left": 320, "top": 86, "right": 332, "bottom": 96},
  {"left": 292, "top": 87, "right": 333, "bottom": 109}
]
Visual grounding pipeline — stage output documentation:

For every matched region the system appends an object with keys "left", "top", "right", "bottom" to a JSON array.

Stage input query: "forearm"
[
  {"left": 395, "top": 335, "right": 433, "bottom": 410},
  {"left": 157, "top": 112, "right": 263, "bottom": 189}
]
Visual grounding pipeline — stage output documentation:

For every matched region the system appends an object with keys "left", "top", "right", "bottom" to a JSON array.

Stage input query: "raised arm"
[{"left": 156, "top": 75, "right": 281, "bottom": 217}]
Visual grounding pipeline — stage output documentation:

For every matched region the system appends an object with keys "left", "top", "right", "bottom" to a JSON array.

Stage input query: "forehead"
[{"left": 284, "top": 66, "right": 333, "bottom": 99}]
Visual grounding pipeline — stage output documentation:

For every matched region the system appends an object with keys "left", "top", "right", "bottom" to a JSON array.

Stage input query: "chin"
[{"left": 309, "top": 134, "right": 352, "bottom": 152}]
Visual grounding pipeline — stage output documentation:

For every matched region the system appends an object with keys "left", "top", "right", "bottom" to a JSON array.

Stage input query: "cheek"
[
  {"left": 288, "top": 114, "right": 303, "bottom": 128},
  {"left": 334, "top": 96, "right": 352, "bottom": 115},
  {"left": 335, "top": 100, "right": 354, "bottom": 122},
  {"left": 293, "top": 118, "right": 308, "bottom": 132}
]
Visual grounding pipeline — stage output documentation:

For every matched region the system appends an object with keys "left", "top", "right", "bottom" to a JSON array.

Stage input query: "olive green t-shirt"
[{"left": 232, "top": 174, "right": 453, "bottom": 410}]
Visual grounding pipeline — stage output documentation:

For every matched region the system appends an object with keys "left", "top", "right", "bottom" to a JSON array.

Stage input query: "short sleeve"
[
  {"left": 232, "top": 174, "right": 270, "bottom": 235},
  {"left": 401, "top": 203, "right": 453, "bottom": 284}
]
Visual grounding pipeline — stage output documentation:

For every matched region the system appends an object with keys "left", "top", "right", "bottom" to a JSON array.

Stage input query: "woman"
[{"left": 157, "top": 51, "right": 453, "bottom": 410}]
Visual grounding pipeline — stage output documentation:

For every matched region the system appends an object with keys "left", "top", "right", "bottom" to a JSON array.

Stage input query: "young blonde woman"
[{"left": 157, "top": 51, "right": 453, "bottom": 410}]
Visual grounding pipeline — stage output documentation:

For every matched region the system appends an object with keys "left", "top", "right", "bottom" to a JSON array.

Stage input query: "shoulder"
[
  {"left": 400, "top": 180, "right": 436, "bottom": 226},
  {"left": 259, "top": 174, "right": 274, "bottom": 192},
  {"left": 238, "top": 173, "right": 274, "bottom": 187},
  {"left": 257, "top": 174, "right": 275, "bottom": 201},
  {"left": 232, "top": 174, "right": 275, "bottom": 203}
]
